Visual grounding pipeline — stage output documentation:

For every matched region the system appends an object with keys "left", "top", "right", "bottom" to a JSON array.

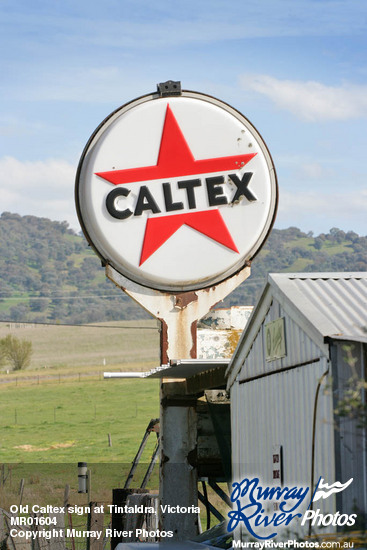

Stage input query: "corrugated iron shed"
[
  {"left": 227, "top": 272, "right": 367, "bottom": 386},
  {"left": 226, "top": 271, "right": 367, "bottom": 539}
]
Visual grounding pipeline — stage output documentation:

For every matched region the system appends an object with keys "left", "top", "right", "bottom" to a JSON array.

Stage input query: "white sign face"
[{"left": 76, "top": 91, "right": 277, "bottom": 292}]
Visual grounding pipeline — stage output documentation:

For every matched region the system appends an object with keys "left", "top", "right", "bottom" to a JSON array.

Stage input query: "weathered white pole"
[{"left": 106, "top": 263, "right": 251, "bottom": 540}]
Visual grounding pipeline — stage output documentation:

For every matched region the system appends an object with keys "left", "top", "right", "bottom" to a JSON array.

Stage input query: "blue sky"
[{"left": 1, "top": 0, "right": 366, "bottom": 235}]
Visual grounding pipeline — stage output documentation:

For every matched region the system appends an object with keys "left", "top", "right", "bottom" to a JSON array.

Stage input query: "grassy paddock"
[
  {"left": 0, "top": 320, "right": 160, "bottom": 371},
  {"left": 0, "top": 377, "right": 160, "bottom": 510},
  {"left": 0, "top": 378, "right": 160, "bottom": 463},
  {"left": 0, "top": 320, "right": 161, "bottom": 512},
  {"left": 0, "top": 462, "right": 160, "bottom": 511}
]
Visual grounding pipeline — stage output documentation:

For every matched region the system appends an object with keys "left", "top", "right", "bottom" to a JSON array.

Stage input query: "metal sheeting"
[
  {"left": 227, "top": 272, "right": 367, "bottom": 540},
  {"left": 148, "top": 360, "right": 229, "bottom": 379},
  {"left": 104, "top": 359, "right": 229, "bottom": 380},
  {"left": 270, "top": 272, "right": 367, "bottom": 343},
  {"left": 231, "top": 357, "right": 336, "bottom": 539},
  {"left": 237, "top": 297, "right": 324, "bottom": 382},
  {"left": 227, "top": 272, "right": 367, "bottom": 387}
]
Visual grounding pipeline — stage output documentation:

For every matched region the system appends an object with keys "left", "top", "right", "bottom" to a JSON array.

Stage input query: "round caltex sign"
[{"left": 75, "top": 90, "right": 278, "bottom": 292}]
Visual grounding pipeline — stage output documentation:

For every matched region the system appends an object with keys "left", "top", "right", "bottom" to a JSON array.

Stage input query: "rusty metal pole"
[{"left": 106, "top": 263, "right": 251, "bottom": 540}]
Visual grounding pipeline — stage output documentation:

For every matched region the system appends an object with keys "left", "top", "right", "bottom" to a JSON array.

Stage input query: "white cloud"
[
  {"left": 277, "top": 189, "right": 367, "bottom": 235},
  {"left": 0, "top": 156, "right": 80, "bottom": 231},
  {"left": 240, "top": 75, "right": 367, "bottom": 121}
]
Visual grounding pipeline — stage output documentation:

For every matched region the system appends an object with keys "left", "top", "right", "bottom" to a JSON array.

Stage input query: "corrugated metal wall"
[
  {"left": 229, "top": 275, "right": 367, "bottom": 540},
  {"left": 231, "top": 356, "right": 335, "bottom": 539},
  {"left": 238, "top": 297, "right": 326, "bottom": 383}
]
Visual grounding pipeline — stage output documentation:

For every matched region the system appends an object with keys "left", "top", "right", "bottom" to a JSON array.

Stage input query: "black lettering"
[
  {"left": 134, "top": 186, "right": 161, "bottom": 216},
  {"left": 177, "top": 179, "right": 201, "bottom": 209},
  {"left": 163, "top": 182, "right": 184, "bottom": 212},
  {"left": 229, "top": 173, "right": 257, "bottom": 203},
  {"left": 106, "top": 187, "right": 133, "bottom": 220},
  {"left": 206, "top": 176, "right": 228, "bottom": 207}
]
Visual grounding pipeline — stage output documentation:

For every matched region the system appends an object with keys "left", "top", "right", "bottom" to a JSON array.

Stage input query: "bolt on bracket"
[{"left": 157, "top": 80, "right": 182, "bottom": 97}]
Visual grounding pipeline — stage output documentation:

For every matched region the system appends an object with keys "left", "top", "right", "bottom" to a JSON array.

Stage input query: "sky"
[{"left": 0, "top": 0, "right": 366, "bottom": 236}]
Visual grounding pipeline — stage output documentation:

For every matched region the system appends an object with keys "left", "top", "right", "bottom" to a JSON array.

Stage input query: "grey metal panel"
[
  {"left": 105, "top": 359, "right": 229, "bottom": 380},
  {"left": 147, "top": 360, "right": 229, "bottom": 379},
  {"left": 238, "top": 297, "right": 323, "bottom": 381},
  {"left": 227, "top": 272, "right": 367, "bottom": 387},
  {"left": 231, "top": 358, "right": 336, "bottom": 539}
]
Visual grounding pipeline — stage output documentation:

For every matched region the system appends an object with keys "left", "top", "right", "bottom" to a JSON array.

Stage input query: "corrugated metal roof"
[{"left": 270, "top": 272, "right": 367, "bottom": 342}]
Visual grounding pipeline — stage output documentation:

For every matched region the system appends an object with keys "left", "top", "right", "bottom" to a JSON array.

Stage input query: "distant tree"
[
  {"left": 346, "top": 231, "right": 359, "bottom": 243},
  {"left": 9, "top": 304, "right": 30, "bottom": 322},
  {"left": 0, "top": 335, "right": 33, "bottom": 371},
  {"left": 314, "top": 237, "right": 323, "bottom": 250},
  {"left": 30, "top": 297, "right": 49, "bottom": 312}
]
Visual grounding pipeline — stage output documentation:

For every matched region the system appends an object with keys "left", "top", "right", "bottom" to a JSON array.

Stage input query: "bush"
[{"left": 0, "top": 335, "right": 33, "bottom": 371}]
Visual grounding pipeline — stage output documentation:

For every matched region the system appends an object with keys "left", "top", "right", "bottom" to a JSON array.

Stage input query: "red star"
[{"left": 96, "top": 104, "right": 256, "bottom": 265}]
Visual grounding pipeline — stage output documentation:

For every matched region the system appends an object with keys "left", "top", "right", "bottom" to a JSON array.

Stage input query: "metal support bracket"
[
  {"left": 157, "top": 80, "right": 182, "bottom": 97},
  {"left": 106, "top": 263, "right": 251, "bottom": 364},
  {"left": 105, "top": 263, "right": 251, "bottom": 540}
]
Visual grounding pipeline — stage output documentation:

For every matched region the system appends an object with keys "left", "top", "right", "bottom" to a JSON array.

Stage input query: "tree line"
[{"left": 0, "top": 212, "right": 366, "bottom": 323}]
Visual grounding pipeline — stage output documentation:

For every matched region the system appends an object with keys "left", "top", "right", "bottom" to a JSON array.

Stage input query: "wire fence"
[
  {"left": 0, "top": 401, "right": 140, "bottom": 427},
  {"left": 0, "top": 371, "right": 104, "bottom": 387}
]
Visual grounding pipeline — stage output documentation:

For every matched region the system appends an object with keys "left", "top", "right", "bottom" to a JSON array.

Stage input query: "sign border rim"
[{"left": 75, "top": 89, "right": 279, "bottom": 293}]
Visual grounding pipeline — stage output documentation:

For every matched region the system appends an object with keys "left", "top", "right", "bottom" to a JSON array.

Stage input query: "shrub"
[{"left": 0, "top": 335, "right": 33, "bottom": 371}]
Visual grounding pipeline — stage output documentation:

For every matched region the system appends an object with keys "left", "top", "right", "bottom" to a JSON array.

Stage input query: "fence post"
[
  {"left": 87, "top": 503, "right": 104, "bottom": 550},
  {"left": 19, "top": 479, "right": 25, "bottom": 506}
]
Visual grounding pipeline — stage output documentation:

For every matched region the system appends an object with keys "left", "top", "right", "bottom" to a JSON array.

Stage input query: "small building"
[{"left": 226, "top": 272, "right": 367, "bottom": 540}]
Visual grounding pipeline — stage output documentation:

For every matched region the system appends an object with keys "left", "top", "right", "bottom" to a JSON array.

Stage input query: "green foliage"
[
  {"left": 0, "top": 212, "right": 147, "bottom": 323},
  {"left": 0, "top": 213, "right": 367, "bottom": 321},
  {"left": 223, "top": 226, "right": 367, "bottom": 308},
  {"left": 0, "top": 334, "right": 33, "bottom": 370}
]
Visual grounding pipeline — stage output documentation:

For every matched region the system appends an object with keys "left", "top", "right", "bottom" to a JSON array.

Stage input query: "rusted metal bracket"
[{"left": 106, "top": 263, "right": 251, "bottom": 364}]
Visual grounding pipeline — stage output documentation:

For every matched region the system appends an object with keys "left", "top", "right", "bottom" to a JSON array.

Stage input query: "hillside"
[
  {"left": 0, "top": 212, "right": 366, "bottom": 323},
  {"left": 0, "top": 212, "right": 146, "bottom": 323},
  {"left": 223, "top": 225, "right": 367, "bottom": 308}
]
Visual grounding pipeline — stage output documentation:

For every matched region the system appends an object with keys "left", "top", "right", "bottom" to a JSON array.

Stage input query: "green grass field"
[
  {"left": 0, "top": 321, "right": 162, "bottom": 510},
  {"left": 0, "top": 377, "right": 160, "bottom": 510},
  {"left": 0, "top": 378, "right": 160, "bottom": 463}
]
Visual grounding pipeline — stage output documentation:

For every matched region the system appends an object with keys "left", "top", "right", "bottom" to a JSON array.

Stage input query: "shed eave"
[{"left": 325, "top": 334, "right": 367, "bottom": 344}]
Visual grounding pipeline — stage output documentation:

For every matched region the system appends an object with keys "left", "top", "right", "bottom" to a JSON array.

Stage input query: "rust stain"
[
  {"left": 190, "top": 320, "right": 197, "bottom": 358},
  {"left": 159, "top": 318, "right": 169, "bottom": 364},
  {"left": 227, "top": 329, "right": 242, "bottom": 354},
  {"left": 174, "top": 291, "right": 198, "bottom": 309}
]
